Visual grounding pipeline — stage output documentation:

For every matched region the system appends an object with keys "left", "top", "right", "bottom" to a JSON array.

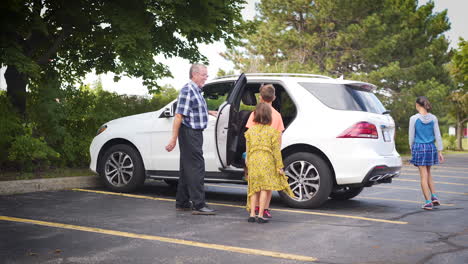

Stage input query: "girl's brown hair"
[
  {"left": 416, "top": 96, "right": 432, "bottom": 111},
  {"left": 253, "top": 102, "right": 272, "bottom": 125}
]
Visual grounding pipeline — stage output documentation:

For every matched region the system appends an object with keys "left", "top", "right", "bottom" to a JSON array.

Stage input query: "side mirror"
[{"left": 159, "top": 103, "right": 176, "bottom": 118}]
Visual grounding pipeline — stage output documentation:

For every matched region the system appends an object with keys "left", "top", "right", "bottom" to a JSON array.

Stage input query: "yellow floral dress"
[{"left": 245, "top": 124, "right": 295, "bottom": 211}]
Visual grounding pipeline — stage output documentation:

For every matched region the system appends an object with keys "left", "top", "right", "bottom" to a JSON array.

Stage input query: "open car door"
[{"left": 215, "top": 73, "right": 247, "bottom": 168}]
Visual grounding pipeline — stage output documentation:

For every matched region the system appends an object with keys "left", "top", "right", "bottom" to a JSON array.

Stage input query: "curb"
[{"left": 0, "top": 175, "right": 102, "bottom": 195}]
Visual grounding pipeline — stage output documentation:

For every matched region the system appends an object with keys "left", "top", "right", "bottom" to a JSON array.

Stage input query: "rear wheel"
[
  {"left": 329, "top": 186, "right": 363, "bottom": 200},
  {"left": 100, "top": 144, "right": 145, "bottom": 192},
  {"left": 279, "top": 152, "right": 332, "bottom": 208}
]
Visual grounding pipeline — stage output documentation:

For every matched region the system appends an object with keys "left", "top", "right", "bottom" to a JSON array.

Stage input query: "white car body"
[{"left": 90, "top": 73, "right": 402, "bottom": 208}]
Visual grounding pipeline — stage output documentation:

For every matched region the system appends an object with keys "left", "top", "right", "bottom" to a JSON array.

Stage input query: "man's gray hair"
[{"left": 189, "top": 63, "right": 207, "bottom": 79}]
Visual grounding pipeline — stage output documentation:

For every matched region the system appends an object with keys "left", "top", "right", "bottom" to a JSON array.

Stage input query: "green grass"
[{"left": 0, "top": 167, "right": 96, "bottom": 181}]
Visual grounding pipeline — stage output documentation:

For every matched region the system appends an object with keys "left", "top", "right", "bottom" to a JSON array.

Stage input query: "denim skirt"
[{"left": 410, "top": 143, "right": 439, "bottom": 166}]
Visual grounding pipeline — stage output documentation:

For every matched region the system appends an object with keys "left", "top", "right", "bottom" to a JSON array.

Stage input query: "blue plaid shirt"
[{"left": 175, "top": 81, "right": 208, "bottom": 129}]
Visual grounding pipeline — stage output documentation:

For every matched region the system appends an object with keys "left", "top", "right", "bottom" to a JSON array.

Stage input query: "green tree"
[
  {"left": 0, "top": 0, "right": 246, "bottom": 115},
  {"left": 226, "top": 0, "right": 454, "bottom": 152},
  {"left": 217, "top": 68, "right": 235, "bottom": 77},
  {"left": 151, "top": 84, "right": 178, "bottom": 109},
  {"left": 448, "top": 38, "right": 468, "bottom": 150}
]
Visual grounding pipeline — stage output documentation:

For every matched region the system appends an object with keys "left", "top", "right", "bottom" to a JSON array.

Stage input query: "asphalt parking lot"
[{"left": 1, "top": 154, "right": 467, "bottom": 264}]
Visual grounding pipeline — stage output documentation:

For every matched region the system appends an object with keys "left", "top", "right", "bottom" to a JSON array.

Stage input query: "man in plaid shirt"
[{"left": 165, "top": 64, "right": 217, "bottom": 215}]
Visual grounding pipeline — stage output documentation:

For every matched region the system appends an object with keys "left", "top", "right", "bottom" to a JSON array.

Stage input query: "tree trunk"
[
  {"left": 5, "top": 66, "right": 27, "bottom": 116},
  {"left": 456, "top": 113, "right": 466, "bottom": 151}
]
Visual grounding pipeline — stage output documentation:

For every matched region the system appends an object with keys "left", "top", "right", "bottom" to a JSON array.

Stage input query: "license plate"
[{"left": 383, "top": 130, "right": 391, "bottom": 142}]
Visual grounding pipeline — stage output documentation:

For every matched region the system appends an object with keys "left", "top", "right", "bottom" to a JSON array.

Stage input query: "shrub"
[
  {"left": 0, "top": 93, "right": 23, "bottom": 167},
  {"left": 394, "top": 130, "right": 410, "bottom": 154},
  {"left": 7, "top": 124, "right": 60, "bottom": 172},
  {"left": 5, "top": 82, "right": 178, "bottom": 171},
  {"left": 442, "top": 134, "right": 456, "bottom": 150}
]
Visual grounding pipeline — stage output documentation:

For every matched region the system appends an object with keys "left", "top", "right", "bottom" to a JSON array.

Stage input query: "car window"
[
  {"left": 240, "top": 94, "right": 256, "bottom": 111},
  {"left": 298, "top": 82, "right": 387, "bottom": 114},
  {"left": 278, "top": 89, "right": 297, "bottom": 128},
  {"left": 203, "top": 82, "right": 233, "bottom": 111}
]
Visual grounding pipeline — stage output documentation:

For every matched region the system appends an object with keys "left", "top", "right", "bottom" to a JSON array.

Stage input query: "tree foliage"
[
  {"left": 0, "top": 82, "right": 178, "bottom": 172},
  {"left": 225, "top": 0, "right": 455, "bottom": 153},
  {"left": 448, "top": 38, "right": 468, "bottom": 150},
  {"left": 0, "top": 0, "right": 246, "bottom": 114}
]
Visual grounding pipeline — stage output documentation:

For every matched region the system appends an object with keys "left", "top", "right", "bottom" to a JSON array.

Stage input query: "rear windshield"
[{"left": 298, "top": 82, "right": 387, "bottom": 114}]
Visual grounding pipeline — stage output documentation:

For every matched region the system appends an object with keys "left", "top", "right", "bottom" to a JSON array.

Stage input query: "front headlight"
[{"left": 96, "top": 125, "right": 107, "bottom": 136}]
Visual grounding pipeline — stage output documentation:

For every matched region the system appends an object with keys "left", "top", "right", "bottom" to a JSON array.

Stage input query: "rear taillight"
[{"left": 337, "top": 122, "right": 378, "bottom": 139}]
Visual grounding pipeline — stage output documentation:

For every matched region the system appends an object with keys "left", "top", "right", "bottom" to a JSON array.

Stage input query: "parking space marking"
[
  {"left": 73, "top": 189, "right": 176, "bottom": 202},
  {"left": 402, "top": 167, "right": 468, "bottom": 173},
  {"left": 204, "top": 185, "right": 408, "bottom": 224},
  {"left": 394, "top": 178, "right": 468, "bottom": 186},
  {"left": 358, "top": 196, "right": 455, "bottom": 206},
  {"left": 401, "top": 172, "right": 468, "bottom": 180},
  {"left": 205, "top": 184, "right": 456, "bottom": 206},
  {"left": 0, "top": 216, "right": 317, "bottom": 262},
  {"left": 403, "top": 165, "right": 468, "bottom": 170},
  {"left": 374, "top": 185, "right": 468, "bottom": 195},
  {"left": 73, "top": 189, "right": 408, "bottom": 225}
]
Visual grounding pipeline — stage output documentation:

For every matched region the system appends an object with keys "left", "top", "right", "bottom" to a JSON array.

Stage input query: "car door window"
[
  {"left": 277, "top": 89, "right": 297, "bottom": 129},
  {"left": 203, "top": 82, "right": 233, "bottom": 110}
]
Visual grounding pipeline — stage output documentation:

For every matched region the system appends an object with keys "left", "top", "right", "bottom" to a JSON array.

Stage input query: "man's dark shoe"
[
  {"left": 192, "top": 206, "right": 216, "bottom": 215},
  {"left": 176, "top": 207, "right": 192, "bottom": 211}
]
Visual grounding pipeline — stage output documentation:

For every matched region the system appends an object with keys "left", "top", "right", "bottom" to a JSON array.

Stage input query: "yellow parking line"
[
  {"left": 206, "top": 185, "right": 456, "bottom": 206},
  {"left": 358, "top": 196, "right": 454, "bottom": 206},
  {"left": 265, "top": 208, "right": 407, "bottom": 224},
  {"left": 402, "top": 167, "right": 468, "bottom": 173},
  {"left": 375, "top": 185, "right": 468, "bottom": 195},
  {"left": 401, "top": 172, "right": 468, "bottom": 179},
  {"left": 205, "top": 185, "right": 407, "bottom": 224},
  {"left": 0, "top": 216, "right": 316, "bottom": 262},
  {"left": 394, "top": 178, "right": 468, "bottom": 186},
  {"left": 403, "top": 165, "right": 468, "bottom": 170},
  {"left": 73, "top": 189, "right": 407, "bottom": 225},
  {"left": 73, "top": 189, "right": 175, "bottom": 202}
]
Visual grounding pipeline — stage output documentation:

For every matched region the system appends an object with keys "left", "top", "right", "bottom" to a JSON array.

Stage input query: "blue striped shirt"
[{"left": 175, "top": 81, "right": 208, "bottom": 130}]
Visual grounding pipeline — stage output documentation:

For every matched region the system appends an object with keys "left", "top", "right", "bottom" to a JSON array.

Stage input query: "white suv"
[{"left": 89, "top": 73, "right": 401, "bottom": 208}]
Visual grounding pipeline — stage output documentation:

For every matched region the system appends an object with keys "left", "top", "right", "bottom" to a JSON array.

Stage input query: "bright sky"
[{"left": 0, "top": 0, "right": 466, "bottom": 94}]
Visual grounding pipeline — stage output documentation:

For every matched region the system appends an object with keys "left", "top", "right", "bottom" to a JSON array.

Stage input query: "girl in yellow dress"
[{"left": 245, "top": 102, "right": 295, "bottom": 223}]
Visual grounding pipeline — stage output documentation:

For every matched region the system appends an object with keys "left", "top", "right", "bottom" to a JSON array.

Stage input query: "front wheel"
[
  {"left": 100, "top": 144, "right": 145, "bottom": 192},
  {"left": 279, "top": 152, "right": 333, "bottom": 208}
]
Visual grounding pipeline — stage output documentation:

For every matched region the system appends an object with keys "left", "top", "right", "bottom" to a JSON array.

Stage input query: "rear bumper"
[
  {"left": 333, "top": 153, "right": 402, "bottom": 185},
  {"left": 361, "top": 165, "right": 401, "bottom": 187}
]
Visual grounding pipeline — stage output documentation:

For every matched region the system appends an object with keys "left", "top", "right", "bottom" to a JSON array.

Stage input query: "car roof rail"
[{"left": 213, "top": 73, "right": 333, "bottom": 80}]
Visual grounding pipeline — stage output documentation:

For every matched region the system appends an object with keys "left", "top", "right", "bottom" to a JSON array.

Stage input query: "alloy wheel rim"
[
  {"left": 105, "top": 151, "right": 134, "bottom": 186},
  {"left": 285, "top": 160, "right": 320, "bottom": 201}
]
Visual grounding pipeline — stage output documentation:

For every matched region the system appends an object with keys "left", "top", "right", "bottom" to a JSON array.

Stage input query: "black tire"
[
  {"left": 329, "top": 187, "right": 363, "bottom": 200},
  {"left": 99, "top": 144, "right": 145, "bottom": 192},
  {"left": 279, "top": 152, "right": 333, "bottom": 208}
]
